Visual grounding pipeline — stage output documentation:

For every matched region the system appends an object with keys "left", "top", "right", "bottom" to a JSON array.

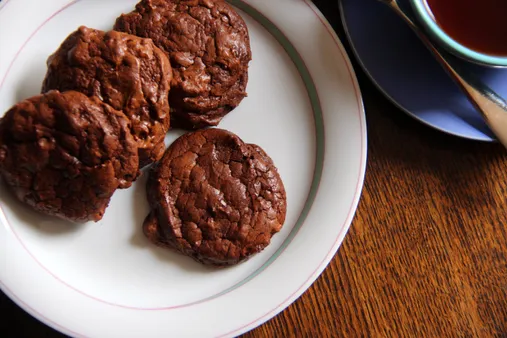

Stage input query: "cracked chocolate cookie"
[
  {"left": 42, "top": 26, "right": 172, "bottom": 167},
  {"left": 143, "top": 128, "right": 286, "bottom": 266},
  {"left": 0, "top": 90, "right": 140, "bottom": 222},
  {"left": 114, "top": 0, "right": 252, "bottom": 129}
]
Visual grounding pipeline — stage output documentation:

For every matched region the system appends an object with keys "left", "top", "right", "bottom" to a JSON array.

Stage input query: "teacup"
[{"left": 410, "top": 0, "right": 507, "bottom": 67}]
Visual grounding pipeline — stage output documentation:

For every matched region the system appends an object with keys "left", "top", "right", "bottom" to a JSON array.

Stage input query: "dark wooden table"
[{"left": 2, "top": 0, "right": 507, "bottom": 337}]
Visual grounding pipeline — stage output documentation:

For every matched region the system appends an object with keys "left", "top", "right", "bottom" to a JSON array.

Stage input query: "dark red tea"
[{"left": 426, "top": 0, "right": 507, "bottom": 56}]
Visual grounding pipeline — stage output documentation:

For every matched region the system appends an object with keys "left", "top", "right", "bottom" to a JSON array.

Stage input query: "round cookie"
[
  {"left": 114, "top": 0, "right": 252, "bottom": 129},
  {"left": 0, "top": 90, "right": 139, "bottom": 222},
  {"left": 42, "top": 26, "right": 172, "bottom": 167},
  {"left": 143, "top": 128, "right": 286, "bottom": 266}
]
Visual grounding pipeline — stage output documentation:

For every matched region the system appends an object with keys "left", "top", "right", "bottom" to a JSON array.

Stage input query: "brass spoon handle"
[{"left": 386, "top": 1, "right": 507, "bottom": 147}]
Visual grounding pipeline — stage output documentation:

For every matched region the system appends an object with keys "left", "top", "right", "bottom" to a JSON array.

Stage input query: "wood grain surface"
[{"left": 2, "top": 0, "right": 507, "bottom": 337}]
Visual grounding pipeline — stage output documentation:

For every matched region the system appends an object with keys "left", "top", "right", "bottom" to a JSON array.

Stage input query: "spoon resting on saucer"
[{"left": 378, "top": 0, "right": 507, "bottom": 148}]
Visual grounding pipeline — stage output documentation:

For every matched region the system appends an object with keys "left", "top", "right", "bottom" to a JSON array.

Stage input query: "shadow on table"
[{"left": 359, "top": 71, "right": 506, "bottom": 210}]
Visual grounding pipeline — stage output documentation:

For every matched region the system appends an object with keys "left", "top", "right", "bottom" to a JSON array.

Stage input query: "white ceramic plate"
[{"left": 0, "top": 0, "right": 366, "bottom": 336}]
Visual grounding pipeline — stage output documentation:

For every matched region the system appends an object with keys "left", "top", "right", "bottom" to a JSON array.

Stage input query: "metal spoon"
[{"left": 378, "top": 0, "right": 507, "bottom": 147}]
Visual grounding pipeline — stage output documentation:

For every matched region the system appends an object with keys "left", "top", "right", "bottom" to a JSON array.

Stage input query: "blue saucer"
[{"left": 340, "top": 0, "right": 507, "bottom": 141}]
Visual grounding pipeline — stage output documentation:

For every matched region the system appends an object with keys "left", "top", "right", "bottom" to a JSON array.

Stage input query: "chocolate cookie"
[
  {"left": 114, "top": 0, "right": 252, "bottom": 129},
  {"left": 42, "top": 26, "right": 172, "bottom": 167},
  {"left": 0, "top": 90, "right": 139, "bottom": 222},
  {"left": 143, "top": 128, "right": 286, "bottom": 266}
]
